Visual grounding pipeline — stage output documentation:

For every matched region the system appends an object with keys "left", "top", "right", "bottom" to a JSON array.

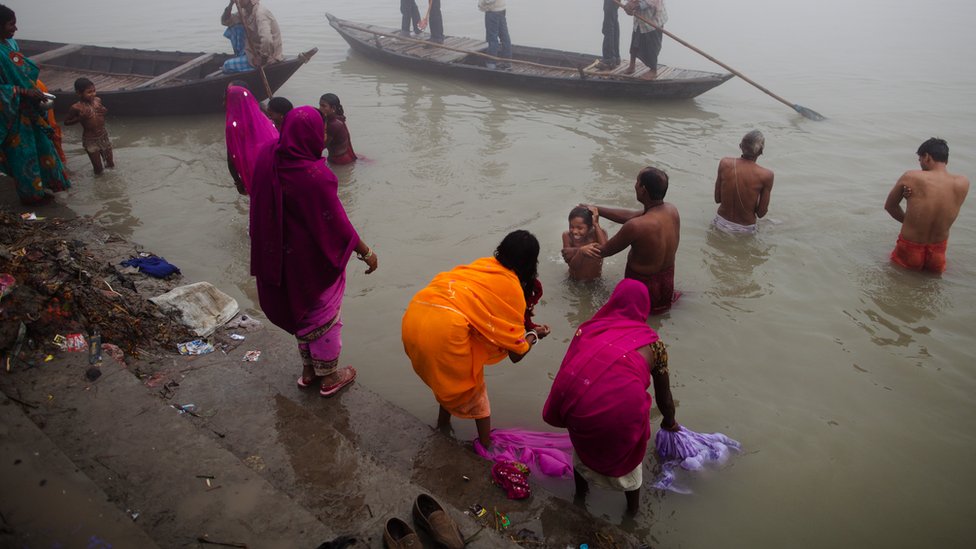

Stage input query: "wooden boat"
[
  {"left": 327, "top": 13, "right": 732, "bottom": 100},
  {"left": 19, "top": 39, "right": 317, "bottom": 116}
]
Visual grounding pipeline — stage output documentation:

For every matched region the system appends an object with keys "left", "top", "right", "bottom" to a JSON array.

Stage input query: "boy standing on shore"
[{"left": 64, "top": 78, "right": 114, "bottom": 175}]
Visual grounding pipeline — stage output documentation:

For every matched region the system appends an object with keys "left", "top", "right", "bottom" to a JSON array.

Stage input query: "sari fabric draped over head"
[
  {"left": 249, "top": 106, "right": 358, "bottom": 334},
  {"left": 402, "top": 257, "right": 531, "bottom": 419},
  {"left": 543, "top": 279, "right": 660, "bottom": 477},
  {"left": 0, "top": 38, "right": 71, "bottom": 203},
  {"left": 225, "top": 85, "right": 278, "bottom": 194}
]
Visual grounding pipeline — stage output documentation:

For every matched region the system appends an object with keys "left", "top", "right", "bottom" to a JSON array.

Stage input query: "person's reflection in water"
[
  {"left": 851, "top": 264, "right": 947, "bottom": 353},
  {"left": 702, "top": 227, "right": 773, "bottom": 312}
]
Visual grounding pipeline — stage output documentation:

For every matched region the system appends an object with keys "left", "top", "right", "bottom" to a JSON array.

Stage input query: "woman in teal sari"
[{"left": 0, "top": 5, "right": 71, "bottom": 205}]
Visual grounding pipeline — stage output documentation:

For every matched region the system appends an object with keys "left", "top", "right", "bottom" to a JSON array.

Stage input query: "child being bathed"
[
  {"left": 562, "top": 205, "right": 608, "bottom": 281},
  {"left": 64, "top": 78, "right": 114, "bottom": 174}
]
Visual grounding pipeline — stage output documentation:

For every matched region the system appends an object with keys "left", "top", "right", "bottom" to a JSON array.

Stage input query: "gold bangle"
[{"left": 357, "top": 247, "right": 373, "bottom": 261}]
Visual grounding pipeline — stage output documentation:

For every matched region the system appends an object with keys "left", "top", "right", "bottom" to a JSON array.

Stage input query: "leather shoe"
[
  {"left": 383, "top": 517, "right": 422, "bottom": 548},
  {"left": 412, "top": 494, "right": 464, "bottom": 549}
]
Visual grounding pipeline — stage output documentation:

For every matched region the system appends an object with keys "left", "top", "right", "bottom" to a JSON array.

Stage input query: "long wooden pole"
[
  {"left": 613, "top": 0, "right": 825, "bottom": 120},
  {"left": 231, "top": 0, "right": 274, "bottom": 100}
]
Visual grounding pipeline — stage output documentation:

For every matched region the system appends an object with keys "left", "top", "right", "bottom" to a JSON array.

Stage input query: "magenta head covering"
[
  {"left": 225, "top": 85, "right": 278, "bottom": 194},
  {"left": 249, "top": 106, "right": 359, "bottom": 334},
  {"left": 543, "top": 279, "right": 660, "bottom": 477}
]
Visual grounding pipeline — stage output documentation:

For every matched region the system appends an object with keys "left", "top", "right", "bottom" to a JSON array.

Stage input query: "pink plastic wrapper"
[{"left": 490, "top": 461, "right": 531, "bottom": 500}]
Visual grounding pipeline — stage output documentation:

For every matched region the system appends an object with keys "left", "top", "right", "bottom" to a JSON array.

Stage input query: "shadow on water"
[{"left": 700, "top": 227, "right": 774, "bottom": 313}]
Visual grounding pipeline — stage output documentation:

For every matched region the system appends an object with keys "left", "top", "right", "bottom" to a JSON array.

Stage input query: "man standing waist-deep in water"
[
  {"left": 581, "top": 167, "right": 681, "bottom": 315},
  {"left": 884, "top": 137, "right": 969, "bottom": 274},
  {"left": 713, "top": 130, "right": 774, "bottom": 234}
]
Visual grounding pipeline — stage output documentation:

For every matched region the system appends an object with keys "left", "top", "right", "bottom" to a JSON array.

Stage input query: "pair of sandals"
[{"left": 297, "top": 366, "right": 357, "bottom": 397}]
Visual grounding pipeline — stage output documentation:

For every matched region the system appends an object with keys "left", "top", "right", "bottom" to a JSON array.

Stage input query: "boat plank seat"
[
  {"left": 31, "top": 43, "right": 84, "bottom": 64},
  {"left": 135, "top": 53, "right": 216, "bottom": 89},
  {"left": 35, "top": 67, "right": 152, "bottom": 93}
]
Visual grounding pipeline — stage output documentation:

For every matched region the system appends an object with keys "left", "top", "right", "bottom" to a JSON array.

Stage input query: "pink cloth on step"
[{"left": 473, "top": 428, "right": 573, "bottom": 478}]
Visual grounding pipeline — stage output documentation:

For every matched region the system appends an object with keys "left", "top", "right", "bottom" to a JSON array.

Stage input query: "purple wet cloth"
[
  {"left": 651, "top": 425, "right": 741, "bottom": 494},
  {"left": 473, "top": 428, "right": 573, "bottom": 479}
]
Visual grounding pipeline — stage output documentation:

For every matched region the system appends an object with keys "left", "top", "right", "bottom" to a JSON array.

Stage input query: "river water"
[{"left": 16, "top": 0, "right": 976, "bottom": 546}]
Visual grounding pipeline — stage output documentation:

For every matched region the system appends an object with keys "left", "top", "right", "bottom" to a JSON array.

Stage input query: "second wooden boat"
[{"left": 327, "top": 13, "right": 731, "bottom": 100}]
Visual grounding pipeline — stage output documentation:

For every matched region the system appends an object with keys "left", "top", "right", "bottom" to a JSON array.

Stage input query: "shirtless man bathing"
[
  {"left": 582, "top": 166, "right": 680, "bottom": 315},
  {"left": 713, "top": 130, "right": 774, "bottom": 234},
  {"left": 885, "top": 137, "right": 969, "bottom": 274}
]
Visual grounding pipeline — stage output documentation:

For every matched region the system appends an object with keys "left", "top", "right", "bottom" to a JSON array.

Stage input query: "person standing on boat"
[
  {"left": 623, "top": 0, "right": 667, "bottom": 80},
  {"left": 0, "top": 4, "right": 71, "bottom": 205},
  {"left": 478, "top": 0, "right": 511, "bottom": 69},
  {"left": 595, "top": 0, "right": 621, "bottom": 71},
  {"left": 713, "top": 130, "right": 774, "bottom": 235},
  {"left": 884, "top": 138, "right": 970, "bottom": 274},
  {"left": 400, "top": 0, "right": 423, "bottom": 35},
  {"left": 220, "top": 0, "right": 283, "bottom": 74},
  {"left": 419, "top": 0, "right": 445, "bottom": 43}
]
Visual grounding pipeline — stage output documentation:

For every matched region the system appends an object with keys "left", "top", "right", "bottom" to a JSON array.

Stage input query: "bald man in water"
[
  {"left": 884, "top": 137, "right": 969, "bottom": 274},
  {"left": 713, "top": 130, "right": 774, "bottom": 234}
]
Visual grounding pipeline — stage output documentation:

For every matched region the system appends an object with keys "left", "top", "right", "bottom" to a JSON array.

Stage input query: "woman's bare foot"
[
  {"left": 623, "top": 64, "right": 636, "bottom": 75},
  {"left": 639, "top": 71, "right": 658, "bottom": 80}
]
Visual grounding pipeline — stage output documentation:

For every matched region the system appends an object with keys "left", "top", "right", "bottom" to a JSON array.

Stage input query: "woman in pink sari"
[
  {"left": 542, "top": 278, "right": 678, "bottom": 514},
  {"left": 225, "top": 84, "right": 277, "bottom": 195},
  {"left": 249, "top": 106, "right": 378, "bottom": 396}
]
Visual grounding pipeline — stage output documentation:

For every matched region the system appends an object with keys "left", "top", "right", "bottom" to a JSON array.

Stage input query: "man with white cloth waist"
[{"left": 713, "top": 130, "right": 774, "bottom": 234}]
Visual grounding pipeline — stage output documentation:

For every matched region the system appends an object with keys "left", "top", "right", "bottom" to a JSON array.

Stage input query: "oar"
[
  {"left": 231, "top": 0, "right": 274, "bottom": 100},
  {"left": 613, "top": 0, "right": 825, "bottom": 120}
]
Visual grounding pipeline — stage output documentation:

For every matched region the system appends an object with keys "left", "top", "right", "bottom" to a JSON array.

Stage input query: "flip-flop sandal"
[
  {"left": 297, "top": 375, "right": 320, "bottom": 389},
  {"left": 319, "top": 366, "right": 356, "bottom": 397}
]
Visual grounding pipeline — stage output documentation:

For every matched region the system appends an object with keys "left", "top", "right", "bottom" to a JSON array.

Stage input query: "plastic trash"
[
  {"left": 150, "top": 282, "right": 239, "bottom": 337},
  {"left": 242, "top": 350, "right": 261, "bottom": 362},
  {"left": 177, "top": 339, "right": 215, "bottom": 356},
  {"left": 88, "top": 328, "right": 102, "bottom": 364}
]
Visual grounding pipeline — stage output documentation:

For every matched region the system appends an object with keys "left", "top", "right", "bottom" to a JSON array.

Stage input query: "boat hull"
[
  {"left": 20, "top": 39, "right": 316, "bottom": 116},
  {"left": 327, "top": 14, "right": 731, "bottom": 100}
]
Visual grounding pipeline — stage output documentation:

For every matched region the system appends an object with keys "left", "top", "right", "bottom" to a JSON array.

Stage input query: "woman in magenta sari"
[
  {"left": 225, "top": 84, "right": 278, "bottom": 195},
  {"left": 250, "top": 106, "right": 378, "bottom": 396},
  {"left": 542, "top": 278, "right": 678, "bottom": 514}
]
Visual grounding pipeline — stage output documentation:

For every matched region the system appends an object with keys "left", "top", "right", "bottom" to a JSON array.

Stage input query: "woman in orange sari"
[{"left": 402, "top": 230, "right": 550, "bottom": 448}]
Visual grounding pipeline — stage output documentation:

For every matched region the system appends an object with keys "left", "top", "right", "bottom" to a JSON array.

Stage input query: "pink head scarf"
[
  {"left": 225, "top": 85, "right": 278, "bottom": 194},
  {"left": 542, "top": 279, "right": 660, "bottom": 477},
  {"left": 249, "top": 106, "right": 359, "bottom": 334}
]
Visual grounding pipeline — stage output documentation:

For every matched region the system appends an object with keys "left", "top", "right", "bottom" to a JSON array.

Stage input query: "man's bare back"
[
  {"left": 886, "top": 168, "right": 969, "bottom": 243},
  {"left": 714, "top": 130, "right": 773, "bottom": 228},
  {"left": 582, "top": 168, "right": 680, "bottom": 276},
  {"left": 714, "top": 157, "right": 774, "bottom": 226}
]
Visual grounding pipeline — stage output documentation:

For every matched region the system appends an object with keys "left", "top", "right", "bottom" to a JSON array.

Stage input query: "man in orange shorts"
[{"left": 884, "top": 138, "right": 969, "bottom": 274}]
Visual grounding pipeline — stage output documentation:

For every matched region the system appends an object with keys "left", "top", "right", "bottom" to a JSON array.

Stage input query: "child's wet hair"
[
  {"left": 268, "top": 96, "right": 293, "bottom": 116},
  {"left": 568, "top": 206, "right": 593, "bottom": 226},
  {"left": 73, "top": 77, "right": 95, "bottom": 94}
]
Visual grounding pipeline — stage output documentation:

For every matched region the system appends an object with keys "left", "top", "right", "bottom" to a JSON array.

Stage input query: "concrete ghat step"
[
  {"left": 166, "top": 327, "right": 640, "bottom": 547},
  {"left": 0, "top": 324, "right": 640, "bottom": 548},
  {"left": 0, "top": 354, "right": 335, "bottom": 549},
  {"left": 0, "top": 393, "right": 161, "bottom": 549}
]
